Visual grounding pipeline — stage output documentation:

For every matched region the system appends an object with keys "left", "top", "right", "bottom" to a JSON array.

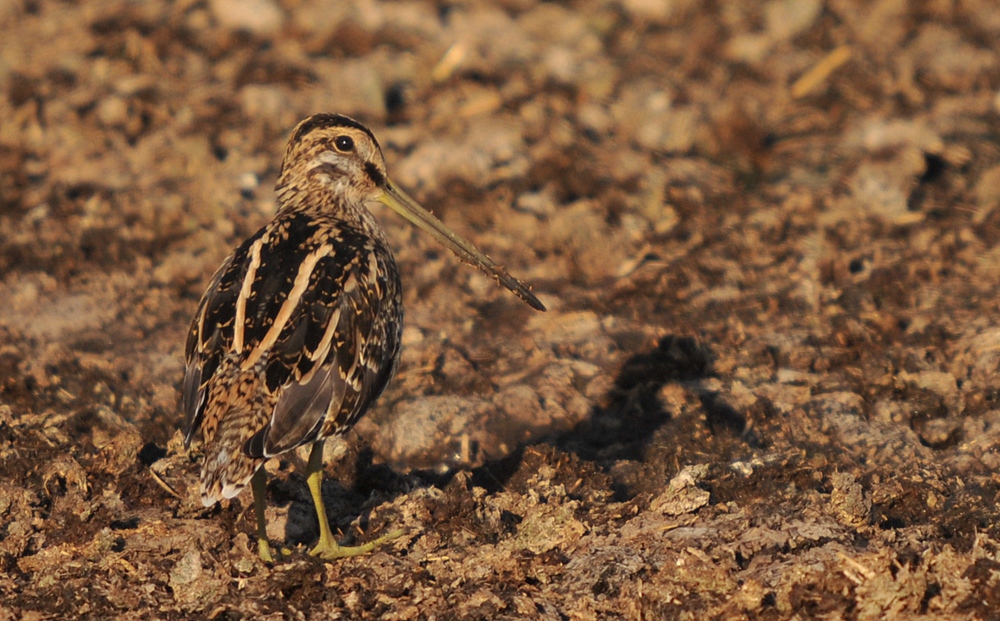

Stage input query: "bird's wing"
[
  {"left": 182, "top": 227, "right": 266, "bottom": 446},
  {"left": 183, "top": 212, "right": 398, "bottom": 457},
  {"left": 313, "top": 246, "right": 400, "bottom": 439}
]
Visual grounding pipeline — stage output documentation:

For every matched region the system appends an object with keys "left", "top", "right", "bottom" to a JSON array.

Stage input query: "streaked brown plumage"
[{"left": 182, "top": 114, "right": 544, "bottom": 561}]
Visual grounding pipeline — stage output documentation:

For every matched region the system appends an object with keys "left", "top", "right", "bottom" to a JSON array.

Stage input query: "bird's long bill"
[{"left": 377, "top": 181, "right": 546, "bottom": 311}]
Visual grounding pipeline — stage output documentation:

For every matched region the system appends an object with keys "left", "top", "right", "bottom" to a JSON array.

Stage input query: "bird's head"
[
  {"left": 278, "top": 113, "right": 389, "bottom": 206},
  {"left": 277, "top": 113, "right": 546, "bottom": 312}
]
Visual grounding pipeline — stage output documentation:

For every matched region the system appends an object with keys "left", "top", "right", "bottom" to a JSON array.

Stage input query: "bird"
[{"left": 181, "top": 113, "right": 545, "bottom": 562}]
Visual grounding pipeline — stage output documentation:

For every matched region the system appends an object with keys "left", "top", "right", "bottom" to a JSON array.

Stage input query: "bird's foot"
[
  {"left": 309, "top": 529, "right": 406, "bottom": 560},
  {"left": 257, "top": 538, "right": 295, "bottom": 562},
  {"left": 258, "top": 537, "right": 275, "bottom": 563}
]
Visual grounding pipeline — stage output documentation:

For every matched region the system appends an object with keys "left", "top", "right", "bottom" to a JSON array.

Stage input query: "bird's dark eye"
[{"left": 334, "top": 135, "right": 354, "bottom": 152}]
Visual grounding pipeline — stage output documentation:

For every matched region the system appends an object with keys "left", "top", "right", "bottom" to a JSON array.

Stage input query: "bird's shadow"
[
  {"left": 271, "top": 334, "right": 718, "bottom": 546},
  {"left": 448, "top": 335, "right": 718, "bottom": 497},
  {"left": 556, "top": 334, "right": 714, "bottom": 463}
]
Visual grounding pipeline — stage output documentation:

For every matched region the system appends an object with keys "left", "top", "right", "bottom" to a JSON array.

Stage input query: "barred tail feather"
[
  {"left": 197, "top": 381, "right": 271, "bottom": 507},
  {"left": 200, "top": 443, "right": 261, "bottom": 507}
]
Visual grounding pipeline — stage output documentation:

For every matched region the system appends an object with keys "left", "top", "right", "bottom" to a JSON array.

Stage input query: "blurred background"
[{"left": 2, "top": 0, "right": 1000, "bottom": 617}]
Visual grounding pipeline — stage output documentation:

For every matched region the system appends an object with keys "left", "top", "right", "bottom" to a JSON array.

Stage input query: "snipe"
[{"left": 182, "top": 114, "right": 544, "bottom": 561}]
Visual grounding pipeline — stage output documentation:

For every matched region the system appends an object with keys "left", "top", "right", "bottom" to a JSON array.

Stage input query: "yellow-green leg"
[
  {"left": 251, "top": 467, "right": 275, "bottom": 563},
  {"left": 306, "top": 440, "right": 404, "bottom": 560}
]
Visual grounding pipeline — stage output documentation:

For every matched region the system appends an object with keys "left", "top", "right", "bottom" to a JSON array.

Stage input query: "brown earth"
[{"left": 2, "top": 0, "right": 1000, "bottom": 618}]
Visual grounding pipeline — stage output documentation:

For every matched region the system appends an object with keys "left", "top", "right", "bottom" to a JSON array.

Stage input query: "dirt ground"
[{"left": 2, "top": 0, "right": 1000, "bottom": 618}]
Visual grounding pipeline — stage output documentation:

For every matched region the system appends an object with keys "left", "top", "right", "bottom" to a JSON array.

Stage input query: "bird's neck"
[{"left": 274, "top": 177, "right": 387, "bottom": 242}]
